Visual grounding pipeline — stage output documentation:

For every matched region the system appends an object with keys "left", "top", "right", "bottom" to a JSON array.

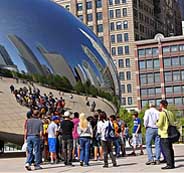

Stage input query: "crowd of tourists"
[{"left": 10, "top": 85, "right": 178, "bottom": 171}]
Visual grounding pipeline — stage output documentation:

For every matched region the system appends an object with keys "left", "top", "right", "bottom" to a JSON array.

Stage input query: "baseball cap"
[{"left": 51, "top": 116, "right": 60, "bottom": 121}]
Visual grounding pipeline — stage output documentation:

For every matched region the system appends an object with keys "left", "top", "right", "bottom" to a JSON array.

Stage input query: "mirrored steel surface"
[{"left": 0, "top": 0, "right": 120, "bottom": 95}]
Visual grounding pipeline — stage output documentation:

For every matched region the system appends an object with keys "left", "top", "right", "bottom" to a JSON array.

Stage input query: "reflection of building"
[
  {"left": 54, "top": 0, "right": 182, "bottom": 110},
  {"left": 135, "top": 34, "right": 184, "bottom": 114},
  {"left": 82, "top": 60, "right": 100, "bottom": 87},
  {"left": 8, "top": 35, "right": 45, "bottom": 75},
  {"left": 0, "top": 44, "right": 18, "bottom": 71},
  {"left": 74, "top": 64, "right": 87, "bottom": 83},
  {"left": 37, "top": 45, "right": 76, "bottom": 85}
]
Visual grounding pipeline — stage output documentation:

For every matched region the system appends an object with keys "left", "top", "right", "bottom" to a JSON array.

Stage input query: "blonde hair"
[{"left": 79, "top": 113, "right": 88, "bottom": 129}]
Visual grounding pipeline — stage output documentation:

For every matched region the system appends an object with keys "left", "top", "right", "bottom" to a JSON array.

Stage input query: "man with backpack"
[
  {"left": 98, "top": 113, "right": 117, "bottom": 168},
  {"left": 156, "top": 100, "right": 176, "bottom": 170}
]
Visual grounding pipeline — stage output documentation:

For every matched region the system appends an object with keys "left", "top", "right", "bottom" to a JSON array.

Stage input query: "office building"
[
  {"left": 135, "top": 33, "right": 184, "bottom": 114},
  {"left": 53, "top": 0, "right": 182, "bottom": 110}
]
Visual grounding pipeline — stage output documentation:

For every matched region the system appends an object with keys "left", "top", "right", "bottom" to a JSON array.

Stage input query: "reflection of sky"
[{"left": 0, "top": 0, "right": 119, "bottom": 94}]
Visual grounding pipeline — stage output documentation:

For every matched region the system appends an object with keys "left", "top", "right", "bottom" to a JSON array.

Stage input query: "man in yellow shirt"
[{"left": 156, "top": 100, "right": 176, "bottom": 170}]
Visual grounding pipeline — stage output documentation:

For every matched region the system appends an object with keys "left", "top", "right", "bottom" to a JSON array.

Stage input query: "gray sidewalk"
[{"left": 0, "top": 144, "right": 183, "bottom": 173}]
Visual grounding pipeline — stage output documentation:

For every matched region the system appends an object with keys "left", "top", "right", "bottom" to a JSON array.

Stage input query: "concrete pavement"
[{"left": 0, "top": 144, "right": 184, "bottom": 173}]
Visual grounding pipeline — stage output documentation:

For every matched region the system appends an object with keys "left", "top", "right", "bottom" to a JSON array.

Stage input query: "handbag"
[{"left": 164, "top": 111, "right": 180, "bottom": 143}]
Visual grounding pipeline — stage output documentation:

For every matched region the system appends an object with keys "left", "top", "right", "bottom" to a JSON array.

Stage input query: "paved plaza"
[{"left": 0, "top": 144, "right": 184, "bottom": 173}]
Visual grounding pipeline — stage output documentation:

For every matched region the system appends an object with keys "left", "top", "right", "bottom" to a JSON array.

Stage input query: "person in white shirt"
[
  {"left": 97, "top": 112, "right": 117, "bottom": 168},
  {"left": 47, "top": 116, "right": 60, "bottom": 164},
  {"left": 144, "top": 103, "right": 160, "bottom": 165}
]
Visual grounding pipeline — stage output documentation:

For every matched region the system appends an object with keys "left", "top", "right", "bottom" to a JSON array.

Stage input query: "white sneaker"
[{"left": 25, "top": 163, "right": 31, "bottom": 171}]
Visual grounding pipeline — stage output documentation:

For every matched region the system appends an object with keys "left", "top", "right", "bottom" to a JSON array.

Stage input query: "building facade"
[
  {"left": 135, "top": 33, "right": 184, "bottom": 114},
  {"left": 53, "top": 0, "right": 182, "bottom": 110}
]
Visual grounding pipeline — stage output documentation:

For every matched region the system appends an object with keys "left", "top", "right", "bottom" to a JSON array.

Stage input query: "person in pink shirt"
[{"left": 72, "top": 112, "right": 80, "bottom": 160}]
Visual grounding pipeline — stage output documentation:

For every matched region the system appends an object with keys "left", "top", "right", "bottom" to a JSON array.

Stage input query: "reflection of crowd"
[{"left": 10, "top": 84, "right": 66, "bottom": 118}]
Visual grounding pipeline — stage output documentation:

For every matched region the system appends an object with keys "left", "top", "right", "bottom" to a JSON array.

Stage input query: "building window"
[
  {"left": 97, "top": 24, "right": 103, "bottom": 32},
  {"left": 125, "top": 46, "right": 129, "bottom": 55},
  {"left": 109, "top": 10, "right": 114, "bottom": 19},
  {"left": 153, "top": 59, "right": 160, "bottom": 69},
  {"left": 173, "top": 86, "right": 181, "bottom": 94},
  {"left": 110, "top": 22, "right": 115, "bottom": 31},
  {"left": 148, "top": 88, "right": 155, "bottom": 95},
  {"left": 117, "top": 34, "right": 123, "bottom": 43},
  {"left": 96, "top": 0, "right": 102, "bottom": 8},
  {"left": 124, "top": 33, "right": 129, "bottom": 42},
  {"left": 180, "top": 56, "right": 184, "bottom": 66},
  {"left": 164, "top": 72, "right": 172, "bottom": 82},
  {"left": 167, "top": 98, "right": 174, "bottom": 105},
  {"left": 77, "top": 3, "right": 83, "bottom": 11},
  {"left": 165, "top": 86, "right": 173, "bottom": 94},
  {"left": 115, "top": 0, "right": 120, "bottom": 4},
  {"left": 140, "top": 74, "right": 147, "bottom": 85},
  {"left": 127, "top": 84, "right": 132, "bottom": 93},
  {"left": 152, "top": 47, "right": 159, "bottom": 56},
  {"left": 164, "top": 58, "right": 171, "bottom": 67},
  {"left": 118, "top": 59, "right": 124, "bottom": 68},
  {"left": 173, "top": 71, "right": 181, "bottom": 81},
  {"left": 109, "top": 0, "right": 113, "bottom": 5},
  {"left": 87, "top": 13, "right": 93, "bottom": 22},
  {"left": 126, "top": 71, "right": 131, "bottom": 80},
  {"left": 122, "top": 8, "right": 127, "bottom": 16},
  {"left": 78, "top": 15, "right": 83, "bottom": 21},
  {"left": 155, "top": 88, "right": 161, "bottom": 95},
  {"left": 138, "top": 49, "right": 145, "bottom": 57},
  {"left": 146, "top": 48, "right": 152, "bottom": 56},
  {"left": 181, "top": 71, "right": 184, "bottom": 80},
  {"left": 122, "top": 0, "right": 127, "bottom": 3},
  {"left": 139, "top": 61, "right": 146, "bottom": 69},
  {"left": 115, "top": 9, "right": 121, "bottom": 18},
  {"left": 172, "top": 56, "right": 180, "bottom": 66},
  {"left": 123, "top": 20, "right": 128, "bottom": 29},
  {"left": 147, "top": 73, "right": 154, "bottom": 83},
  {"left": 175, "top": 98, "right": 182, "bottom": 105},
  {"left": 121, "top": 97, "right": 126, "bottom": 105},
  {"left": 86, "top": 1, "right": 92, "bottom": 9},
  {"left": 125, "top": 59, "right": 130, "bottom": 67},
  {"left": 96, "top": 12, "right": 103, "bottom": 20},
  {"left": 141, "top": 89, "right": 147, "bottom": 96},
  {"left": 163, "top": 46, "right": 170, "bottom": 54},
  {"left": 121, "top": 85, "right": 125, "bottom": 93},
  {"left": 179, "top": 44, "right": 184, "bottom": 52},
  {"left": 171, "top": 45, "right": 178, "bottom": 52},
  {"left": 111, "top": 35, "right": 115, "bottom": 43},
  {"left": 117, "top": 46, "right": 123, "bottom": 55},
  {"left": 128, "top": 97, "right": 133, "bottom": 105},
  {"left": 141, "top": 100, "right": 148, "bottom": 108},
  {"left": 116, "top": 22, "right": 122, "bottom": 30},
  {"left": 119, "top": 72, "right": 125, "bottom": 81},
  {"left": 111, "top": 47, "right": 116, "bottom": 55},
  {"left": 154, "top": 73, "right": 160, "bottom": 83},
  {"left": 147, "top": 60, "right": 153, "bottom": 69}
]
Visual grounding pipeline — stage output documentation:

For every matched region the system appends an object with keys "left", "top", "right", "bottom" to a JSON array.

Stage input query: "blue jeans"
[
  {"left": 113, "top": 138, "right": 121, "bottom": 156},
  {"left": 26, "top": 136, "right": 41, "bottom": 166},
  {"left": 146, "top": 128, "right": 160, "bottom": 161},
  {"left": 79, "top": 138, "right": 90, "bottom": 165}
]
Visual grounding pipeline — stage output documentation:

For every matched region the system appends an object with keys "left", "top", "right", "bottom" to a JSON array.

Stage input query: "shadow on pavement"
[{"left": 175, "top": 164, "right": 184, "bottom": 168}]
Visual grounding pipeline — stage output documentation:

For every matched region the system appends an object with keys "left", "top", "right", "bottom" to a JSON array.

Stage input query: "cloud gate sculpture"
[{"left": 0, "top": 0, "right": 119, "bottom": 95}]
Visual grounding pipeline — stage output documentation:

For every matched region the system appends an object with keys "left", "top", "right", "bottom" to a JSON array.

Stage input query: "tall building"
[
  {"left": 177, "top": 0, "right": 184, "bottom": 20},
  {"left": 53, "top": 0, "right": 182, "bottom": 110},
  {"left": 135, "top": 33, "right": 184, "bottom": 114},
  {"left": 154, "top": 0, "right": 182, "bottom": 37}
]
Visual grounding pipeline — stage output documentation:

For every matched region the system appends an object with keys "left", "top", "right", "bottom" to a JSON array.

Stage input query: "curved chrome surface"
[{"left": 0, "top": 0, "right": 120, "bottom": 95}]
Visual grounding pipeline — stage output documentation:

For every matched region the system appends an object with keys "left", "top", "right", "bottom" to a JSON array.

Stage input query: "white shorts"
[{"left": 132, "top": 133, "right": 142, "bottom": 146}]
